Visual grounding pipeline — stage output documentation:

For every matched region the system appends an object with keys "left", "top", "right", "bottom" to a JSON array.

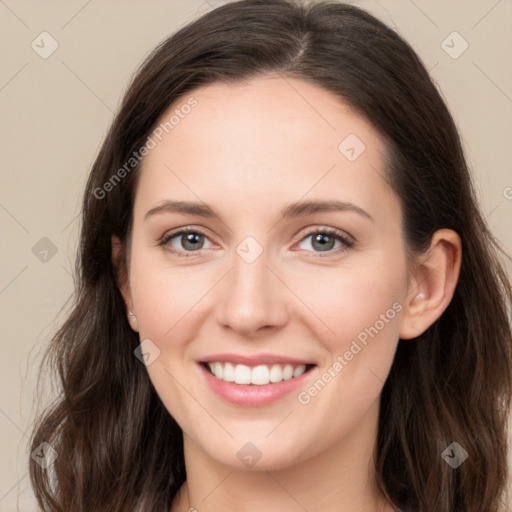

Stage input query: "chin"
[{"left": 201, "top": 438, "right": 313, "bottom": 473}]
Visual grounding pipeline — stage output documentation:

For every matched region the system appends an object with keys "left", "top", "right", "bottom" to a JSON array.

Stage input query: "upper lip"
[{"left": 199, "top": 353, "right": 315, "bottom": 366}]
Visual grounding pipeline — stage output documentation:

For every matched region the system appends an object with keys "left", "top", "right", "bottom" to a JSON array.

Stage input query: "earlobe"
[
  {"left": 111, "top": 235, "right": 139, "bottom": 332},
  {"left": 127, "top": 310, "right": 139, "bottom": 333},
  {"left": 399, "top": 229, "right": 462, "bottom": 340}
]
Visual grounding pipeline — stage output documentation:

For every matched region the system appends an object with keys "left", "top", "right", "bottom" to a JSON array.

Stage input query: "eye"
[
  {"left": 295, "top": 228, "right": 354, "bottom": 257},
  {"left": 159, "top": 226, "right": 354, "bottom": 258},
  {"left": 159, "top": 227, "right": 214, "bottom": 256}
]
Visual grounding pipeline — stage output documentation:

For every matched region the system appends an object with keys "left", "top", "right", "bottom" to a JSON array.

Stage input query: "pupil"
[
  {"left": 183, "top": 233, "right": 203, "bottom": 250},
  {"left": 313, "top": 233, "right": 334, "bottom": 251}
]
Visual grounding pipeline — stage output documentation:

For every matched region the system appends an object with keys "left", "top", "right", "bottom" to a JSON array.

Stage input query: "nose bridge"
[{"left": 215, "top": 235, "right": 287, "bottom": 335}]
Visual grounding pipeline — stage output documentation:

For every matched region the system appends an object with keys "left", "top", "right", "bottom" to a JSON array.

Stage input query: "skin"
[{"left": 113, "top": 75, "right": 461, "bottom": 512}]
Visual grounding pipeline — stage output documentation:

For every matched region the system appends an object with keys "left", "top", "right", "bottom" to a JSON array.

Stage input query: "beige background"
[{"left": 1, "top": 0, "right": 511, "bottom": 510}]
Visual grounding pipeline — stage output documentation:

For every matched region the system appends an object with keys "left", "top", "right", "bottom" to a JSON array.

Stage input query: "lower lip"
[{"left": 198, "top": 363, "right": 317, "bottom": 407}]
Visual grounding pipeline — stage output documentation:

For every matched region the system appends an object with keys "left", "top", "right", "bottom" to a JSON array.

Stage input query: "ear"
[
  {"left": 112, "top": 235, "right": 139, "bottom": 332},
  {"left": 399, "top": 229, "right": 462, "bottom": 340}
]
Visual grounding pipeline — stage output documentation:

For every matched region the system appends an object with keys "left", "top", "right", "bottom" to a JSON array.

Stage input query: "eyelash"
[{"left": 158, "top": 226, "right": 354, "bottom": 258}]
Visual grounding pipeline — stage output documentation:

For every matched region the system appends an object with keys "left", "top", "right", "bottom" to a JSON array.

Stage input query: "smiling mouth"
[{"left": 201, "top": 361, "right": 316, "bottom": 386}]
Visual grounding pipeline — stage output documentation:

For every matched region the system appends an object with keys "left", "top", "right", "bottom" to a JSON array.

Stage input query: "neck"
[{"left": 171, "top": 399, "right": 397, "bottom": 512}]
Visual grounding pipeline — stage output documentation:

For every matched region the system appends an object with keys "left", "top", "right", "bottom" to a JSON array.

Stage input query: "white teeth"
[
  {"left": 251, "top": 365, "right": 270, "bottom": 385},
  {"left": 214, "top": 362, "right": 223, "bottom": 379},
  {"left": 293, "top": 365, "right": 306, "bottom": 378},
  {"left": 283, "top": 364, "right": 294, "bottom": 380},
  {"left": 206, "top": 362, "right": 311, "bottom": 385},
  {"left": 223, "top": 362, "right": 235, "bottom": 382},
  {"left": 269, "top": 364, "right": 283, "bottom": 383},
  {"left": 234, "top": 364, "right": 252, "bottom": 384}
]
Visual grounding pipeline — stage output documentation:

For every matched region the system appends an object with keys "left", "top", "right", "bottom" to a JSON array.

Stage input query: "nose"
[{"left": 215, "top": 246, "right": 289, "bottom": 338}]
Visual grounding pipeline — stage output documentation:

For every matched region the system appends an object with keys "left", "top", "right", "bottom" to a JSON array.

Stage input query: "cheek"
[
  {"left": 289, "top": 259, "right": 406, "bottom": 414},
  {"left": 129, "top": 250, "right": 219, "bottom": 342},
  {"left": 290, "top": 259, "right": 405, "bottom": 347},
  {"left": 292, "top": 268, "right": 404, "bottom": 441}
]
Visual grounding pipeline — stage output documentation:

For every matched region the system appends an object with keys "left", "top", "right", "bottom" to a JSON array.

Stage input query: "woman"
[{"left": 29, "top": 1, "right": 512, "bottom": 511}]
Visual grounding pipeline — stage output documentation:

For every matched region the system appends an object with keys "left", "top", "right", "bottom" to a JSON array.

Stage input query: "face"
[{"left": 119, "top": 76, "right": 412, "bottom": 471}]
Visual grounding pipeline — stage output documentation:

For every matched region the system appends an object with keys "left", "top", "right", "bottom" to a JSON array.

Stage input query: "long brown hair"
[{"left": 29, "top": 1, "right": 512, "bottom": 510}]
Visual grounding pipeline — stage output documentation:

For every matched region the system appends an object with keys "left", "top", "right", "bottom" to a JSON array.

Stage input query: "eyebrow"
[{"left": 144, "top": 199, "right": 373, "bottom": 222}]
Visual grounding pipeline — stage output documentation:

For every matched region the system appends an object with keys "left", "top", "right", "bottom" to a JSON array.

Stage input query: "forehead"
[{"left": 134, "top": 76, "right": 397, "bottom": 222}]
